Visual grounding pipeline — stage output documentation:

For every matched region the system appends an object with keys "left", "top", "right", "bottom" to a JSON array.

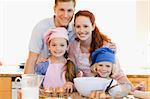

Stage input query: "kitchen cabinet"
[
  {"left": 0, "top": 77, "right": 12, "bottom": 99},
  {"left": 127, "top": 75, "right": 150, "bottom": 91},
  {"left": 0, "top": 66, "right": 23, "bottom": 99}
]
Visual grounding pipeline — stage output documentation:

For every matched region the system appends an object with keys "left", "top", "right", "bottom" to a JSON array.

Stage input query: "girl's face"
[
  {"left": 74, "top": 16, "right": 95, "bottom": 41},
  {"left": 49, "top": 38, "right": 68, "bottom": 57},
  {"left": 96, "top": 62, "right": 113, "bottom": 78}
]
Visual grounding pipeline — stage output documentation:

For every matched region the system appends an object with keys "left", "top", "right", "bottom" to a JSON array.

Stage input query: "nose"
[
  {"left": 55, "top": 45, "right": 60, "bottom": 50},
  {"left": 101, "top": 66, "right": 107, "bottom": 71},
  {"left": 63, "top": 11, "right": 68, "bottom": 17},
  {"left": 79, "top": 27, "right": 85, "bottom": 33}
]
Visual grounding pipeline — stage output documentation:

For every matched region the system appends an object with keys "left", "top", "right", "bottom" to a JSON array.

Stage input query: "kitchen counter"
[
  {"left": 1, "top": 66, "right": 149, "bottom": 76},
  {"left": 0, "top": 66, "right": 23, "bottom": 99},
  {"left": 0, "top": 66, "right": 150, "bottom": 99},
  {"left": 122, "top": 67, "right": 150, "bottom": 91},
  {"left": 0, "top": 66, "right": 23, "bottom": 77},
  {"left": 123, "top": 67, "right": 150, "bottom": 76}
]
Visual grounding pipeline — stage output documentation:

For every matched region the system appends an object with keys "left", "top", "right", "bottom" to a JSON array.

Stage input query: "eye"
[
  {"left": 106, "top": 65, "right": 111, "bottom": 68},
  {"left": 59, "top": 8, "right": 65, "bottom": 12},
  {"left": 75, "top": 25, "right": 80, "bottom": 28},
  {"left": 84, "top": 25, "right": 88, "bottom": 28},
  {"left": 60, "top": 44, "right": 65, "bottom": 47},
  {"left": 68, "top": 9, "right": 73, "bottom": 13},
  {"left": 98, "top": 64, "right": 103, "bottom": 67},
  {"left": 52, "top": 44, "right": 56, "bottom": 46}
]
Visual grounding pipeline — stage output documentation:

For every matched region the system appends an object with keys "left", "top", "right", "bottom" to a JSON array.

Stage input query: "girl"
[
  {"left": 91, "top": 47, "right": 150, "bottom": 99},
  {"left": 90, "top": 47, "right": 132, "bottom": 98},
  {"left": 91, "top": 47, "right": 116, "bottom": 79},
  {"left": 35, "top": 27, "right": 76, "bottom": 92},
  {"left": 68, "top": 10, "right": 130, "bottom": 84}
]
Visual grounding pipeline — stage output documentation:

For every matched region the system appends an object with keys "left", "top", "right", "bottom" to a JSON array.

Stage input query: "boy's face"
[
  {"left": 54, "top": 1, "right": 75, "bottom": 27},
  {"left": 95, "top": 62, "right": 113, "bottom": 78},
  {"left": 48, "top": 38, "right": 68, "bottom": 57}
]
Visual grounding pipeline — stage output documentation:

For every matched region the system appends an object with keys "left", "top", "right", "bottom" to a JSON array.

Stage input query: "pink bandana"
[{"left": 43, "top": 27, "right": 69, "bottom": 43}]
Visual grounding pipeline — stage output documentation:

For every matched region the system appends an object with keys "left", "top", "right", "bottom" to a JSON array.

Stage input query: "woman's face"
[
  {"left": 74, "top": 16, "right": 95, "bottom": 41},
  {"left": 96, "top": 62, "right": 113, "bottom": 78},
  {"left": 49, "top": 38, "right": 68, "bottom": 57}
]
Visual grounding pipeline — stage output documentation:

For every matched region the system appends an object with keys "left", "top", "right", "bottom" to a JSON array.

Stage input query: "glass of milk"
[{"left": 15, "top": 74, "right": 39, "bottom": 99}]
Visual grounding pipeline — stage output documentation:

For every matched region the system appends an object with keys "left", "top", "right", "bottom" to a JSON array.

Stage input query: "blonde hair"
[{"left": 91, "top": 63, "right": 118, "bottom": 78}]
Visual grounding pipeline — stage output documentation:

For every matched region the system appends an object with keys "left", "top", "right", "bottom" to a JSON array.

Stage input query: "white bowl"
[{"left": 74, "top": 77, "right": 114, "bottom": 97}]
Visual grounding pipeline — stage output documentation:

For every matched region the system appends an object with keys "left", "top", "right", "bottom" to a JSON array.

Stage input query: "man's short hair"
[{"left": 55, "top": 0, "right": 76, "bottom": 7}]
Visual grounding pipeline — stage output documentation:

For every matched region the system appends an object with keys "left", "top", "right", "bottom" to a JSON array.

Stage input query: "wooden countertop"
[
  {"left": 0, "top": 66, "right": 150, "bottom": 77},
  {"left": 122, "top": 67, "right": 150, "bottom": 77},
  {"left": 0, "top": 66, "right": 23, "bottom": 77}
]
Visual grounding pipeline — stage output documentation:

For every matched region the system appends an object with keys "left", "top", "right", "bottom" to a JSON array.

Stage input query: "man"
[{"left": 24, "top": 0, "right": 76, "bottom": 74}]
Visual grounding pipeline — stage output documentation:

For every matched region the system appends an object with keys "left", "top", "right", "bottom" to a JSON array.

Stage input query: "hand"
[
  {"left": 36, "top": 57, "right": 48, "bottom": 64},
  {"left": 103, "top": 42, "right": 117, "bottom": 53},
  {"left": 0, "top": 61, "right": 2, "bottom": 66},
  {"left": 17, "top": 89, "right": 22, "bottom": 99},
  {"left": 63, "top": 82, "right": 74, "bottom": 93},
  {"left": 132, "top": 83, "right": 145, "bottom": 91},
  {"left": 108, "top": 42, "right": 117, "bottom": 53},
  {"left": 76, "top": 70, "right": 83, "bottom": 77}
]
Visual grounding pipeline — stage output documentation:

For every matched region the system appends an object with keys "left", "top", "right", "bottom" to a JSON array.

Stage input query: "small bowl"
[{"left": 108, "top": 83, "right": 132, "bottom": 98}]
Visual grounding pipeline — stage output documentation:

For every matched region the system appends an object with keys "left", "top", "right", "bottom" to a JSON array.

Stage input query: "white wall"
[
  {"left": 0, "top": 0, "right": 149, "bottom": 67},
  {"left": 0, "top": 0, "right": 53, "bottom": 65}
]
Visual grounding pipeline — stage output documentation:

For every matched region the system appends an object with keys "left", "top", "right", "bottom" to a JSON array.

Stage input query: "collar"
[{"left": 49, "top": 16, "right": 74, "bottom": 34}]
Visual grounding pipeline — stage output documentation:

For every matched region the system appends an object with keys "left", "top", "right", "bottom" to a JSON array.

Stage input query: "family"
[{"left": 24, "top": 0, "right": 150, "bottom": 98}]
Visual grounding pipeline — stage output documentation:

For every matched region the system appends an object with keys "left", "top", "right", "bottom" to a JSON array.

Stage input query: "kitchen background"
[{"left": 0, "top": 0, "right": 149, "bottom": 68}]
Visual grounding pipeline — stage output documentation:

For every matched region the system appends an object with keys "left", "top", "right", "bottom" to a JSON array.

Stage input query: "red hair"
[{"left": 74, "top": 10, "right": 111, "bottom": 61}]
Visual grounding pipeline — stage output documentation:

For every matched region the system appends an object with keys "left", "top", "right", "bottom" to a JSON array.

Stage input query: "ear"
[
  {"left": 91, "top": 63, "right": 98, "bottom": 73},
  {"left": 48, "top": 43, "right": 51, "bottom": 50},
  {"left": 111, "top": 64, "right": 116, "bottom": 76},
  {"left": 91, "top": 64, "right": 98, "bottom": 76},
  {"left": 48, "top": 47, "right": 51, "bottom": 51},
  {"left": 53, "top": 5, "right": 56, "bottom": 14},
  {"left": 66, "top": 46, "right": 69, "bottom": 51},
  {"left": 92, "top": 23, "right": 96, "bottom": 31}
]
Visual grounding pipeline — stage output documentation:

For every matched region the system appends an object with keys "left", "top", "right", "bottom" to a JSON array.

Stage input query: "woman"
[{"left": 68, "top": 10, "right": 130, "bottom": 84}]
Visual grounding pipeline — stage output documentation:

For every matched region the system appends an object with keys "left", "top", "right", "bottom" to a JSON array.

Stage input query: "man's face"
[{"left": 54, "top": 1, "right": 75, "bottom": 27}]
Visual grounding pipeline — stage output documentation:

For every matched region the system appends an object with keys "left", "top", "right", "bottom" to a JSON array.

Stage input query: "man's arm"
[
  {"left": 24, "top": 51, "right": 39, "bottom": 74},
  {"left": 0, "top": 61, "right": 2, "bottom": 66}
]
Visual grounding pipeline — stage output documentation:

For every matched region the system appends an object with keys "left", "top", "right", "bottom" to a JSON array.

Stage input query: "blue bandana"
[{"left": 92, "top": 47, "right": 115, "bottom": 65}]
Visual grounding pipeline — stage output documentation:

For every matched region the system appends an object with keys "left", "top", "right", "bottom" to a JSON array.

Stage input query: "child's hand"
[
  {"left": 76, "top": 70, "right": 83, "bottom": 77},
  {"left": 63, "top": 81, "right": 74, "bottom": 93}
]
